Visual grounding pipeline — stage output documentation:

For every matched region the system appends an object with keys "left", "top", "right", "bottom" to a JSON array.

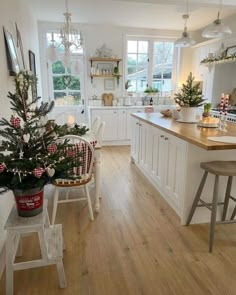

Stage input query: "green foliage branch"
[
  {"left": 0, "top": 71, "right": 81, "bottom": 194},
  {"left": 174, "top": 72, "right": 205, "bottom": 107}
]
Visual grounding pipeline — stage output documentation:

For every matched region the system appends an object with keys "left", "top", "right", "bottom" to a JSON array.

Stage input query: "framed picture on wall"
[
  {"left": 226, "top": 45, "right": 236, "bottom": 57},
  {"left": 28, "top": 50, "right": 36, "bottom": 74},
  {"left": 104, "top": 78, "right": 115, "bottom": 90},
  {"left": 3, "top": 27, "right": 20, "bottom": 76}
]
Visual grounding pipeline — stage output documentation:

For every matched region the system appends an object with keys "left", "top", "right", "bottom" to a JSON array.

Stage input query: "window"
[
  {"left": 46, "top": 32, "right": 84, "bottom": 106},
  {"left": 126, "top": 38, "right": 176, "bottom": 94}
]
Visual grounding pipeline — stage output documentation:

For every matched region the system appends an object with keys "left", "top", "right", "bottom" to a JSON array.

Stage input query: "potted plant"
[
  {"left": 0, "top": 71, "right": 82, "bottom": 217},
  {"left": 174, "top": 72, "right": 205, "bottom": 122},
  {"left": 144, "top": 86, "right": 159, "bottom": 95}
]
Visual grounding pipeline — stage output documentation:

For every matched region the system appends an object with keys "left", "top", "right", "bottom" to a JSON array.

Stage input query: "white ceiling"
[{"left": 26, "top": 0, "right": 236, "bottom": 32}]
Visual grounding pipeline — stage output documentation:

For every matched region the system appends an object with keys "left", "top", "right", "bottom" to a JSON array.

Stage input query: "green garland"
[{"left": 201, "top": 53, "right": 236, "bottom": 65}]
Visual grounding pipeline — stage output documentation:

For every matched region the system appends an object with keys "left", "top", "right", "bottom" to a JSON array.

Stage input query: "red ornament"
[
  {"left": 10, "top": 116, "right": 21, "bottom": 128},
  {"left": 47, "top": 144, "right": 57, "bottom": 154},
  {"left": 33, "top": 167, "right": 44, "bottom": 178},
  {"left": 0, "top": 163, "right": 6, "bottom": 173}
]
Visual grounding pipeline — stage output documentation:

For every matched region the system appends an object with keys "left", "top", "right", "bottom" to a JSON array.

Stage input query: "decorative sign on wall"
[
  {"left": 3, "top": 27, "right": 20, "bottom": 75},
  {"left": 104, "top": 78, "right": 114, "bottom": 90}
]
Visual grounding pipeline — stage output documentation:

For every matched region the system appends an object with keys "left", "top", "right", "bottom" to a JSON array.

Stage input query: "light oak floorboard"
[{"left": 1, "top": 146, "right": 236, "bottom": 294}]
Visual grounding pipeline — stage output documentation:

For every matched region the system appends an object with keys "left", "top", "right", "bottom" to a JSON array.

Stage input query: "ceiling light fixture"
[
  {"left": 174, "top": 0, "right": 196, "bottom": 48},
  {"left": 47, "top": 0, "right": 83, "bottom": 68},
  {"left": 202, "top": 0, "right": 232, "bottom": 38}
]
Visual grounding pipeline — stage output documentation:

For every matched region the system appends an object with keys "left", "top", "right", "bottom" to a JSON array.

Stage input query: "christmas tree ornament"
[
  {"left": 0, "top": 163, "right": 6, "bottom": 173},
  {"left": 33, "top": 167, "right": 44, "bottom": 178},
  {"left": 47, "top": 144, "right": 57, "bottom": 154},
  {"left": 46, "top": 167, "right": 55, "bottom": 177},
  {"left": 19, "top": 150, "right": 24, "bottom": 159},
  {"left": 23, "top": 133, "right": 30, "bottom": 143},
  {"left": 10, "top": 116, "right": 21, "bottom": 128}
]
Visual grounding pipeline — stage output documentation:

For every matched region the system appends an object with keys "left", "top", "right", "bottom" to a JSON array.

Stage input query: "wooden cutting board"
[{"left": 102, "top": 93, "right": 113, "bottom": 106}]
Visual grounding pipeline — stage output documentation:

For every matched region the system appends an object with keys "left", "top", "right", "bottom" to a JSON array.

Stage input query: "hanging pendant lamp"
[
  {"left": 202, "top": 0, "right": 232, "bottom": 38},
  {"left": 174, "top": 0, "right": 196, "bottom": 48}
]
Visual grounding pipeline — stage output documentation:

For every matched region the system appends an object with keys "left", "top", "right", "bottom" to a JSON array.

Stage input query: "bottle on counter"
[{"left": 150, "top": 97, "right": 153, "bottom": 105}]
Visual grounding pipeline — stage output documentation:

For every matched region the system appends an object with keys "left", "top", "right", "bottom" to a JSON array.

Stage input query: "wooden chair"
[
  {"left": 186, "top": 161, "right": 236, "bottom": 252},
  {"left": 51, "top": 135, "right": 95, "bottom": 225},
  {"left": 91, "top": 116, "right": 101, "bottom": 135}
]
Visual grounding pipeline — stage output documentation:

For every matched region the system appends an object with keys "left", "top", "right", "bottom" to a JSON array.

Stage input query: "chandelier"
[
  {"left": 202, "top": 0, "right": 232, "bottom": 38},
  {"left": 174, "top": 0, "right": 196, "bottom": 48},
  {"left": 47, "top": 0, "right": 83, "bottom": 69}
]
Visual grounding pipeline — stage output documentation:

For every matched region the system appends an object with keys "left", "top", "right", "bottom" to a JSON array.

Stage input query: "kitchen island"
[{"left": 131, "top": 113, "right": 236, "bottom": 224}]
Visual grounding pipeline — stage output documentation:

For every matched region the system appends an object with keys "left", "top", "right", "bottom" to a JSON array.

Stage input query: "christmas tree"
[
  {"left": 174, "top": 72, "right": 205, "bottom": 107},
  {"left": 0, "top": 71, "right": 81, "bottom": 194}
]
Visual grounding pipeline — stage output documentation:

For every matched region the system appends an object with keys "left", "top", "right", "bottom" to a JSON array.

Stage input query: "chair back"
[
  {"left": 96, "top": 121, "right": 105, "bottom": 146},
  {"left": 61, "top": 135, "right": 95, "bottom": 180},
  {"left": 91, "top": 116, "right": 101, "bottom": 135}
]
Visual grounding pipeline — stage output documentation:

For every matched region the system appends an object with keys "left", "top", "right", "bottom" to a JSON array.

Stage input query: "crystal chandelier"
[
  {"left": 174, "top": 0, "right": 195, "bottom": 48},
  {"left": 47, "top": 0, "right": 83, "bottom": 69},
  {"left": 202, "top": 0, "right": 232, "bottom": 38}
]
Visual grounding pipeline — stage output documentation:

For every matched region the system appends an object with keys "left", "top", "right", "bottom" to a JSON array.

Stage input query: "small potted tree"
[
  {"left": 0, "top": 71, "right": 82, "bottom": 217},
  {"left": 174, "top": 72, "right": 205, "bottom": 122}
]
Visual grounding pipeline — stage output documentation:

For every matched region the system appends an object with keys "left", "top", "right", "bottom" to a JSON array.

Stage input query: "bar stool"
[{"left": 186, "top": 161, "right": 236, "bottom": 253}]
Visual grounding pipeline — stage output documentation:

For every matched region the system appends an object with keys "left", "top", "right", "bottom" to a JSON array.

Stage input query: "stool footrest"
[
  {"left": 216, "top": 219, "right": 236, "bottom": 225},
  {"left": 198, "top": 199, "right": 224, "bottom": 210}
]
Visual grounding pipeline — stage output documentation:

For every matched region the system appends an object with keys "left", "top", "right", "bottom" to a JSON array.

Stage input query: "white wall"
[
  {"left": 0, "top": 0, "right": 40, "bottom": 274},
  {"left": 38, "top": 22, "right": 180, "bottom": 121}
]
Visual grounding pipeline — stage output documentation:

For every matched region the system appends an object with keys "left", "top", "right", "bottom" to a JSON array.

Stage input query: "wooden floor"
[{"left": 1, "top": 146, "right": 236, "bottom": 295}]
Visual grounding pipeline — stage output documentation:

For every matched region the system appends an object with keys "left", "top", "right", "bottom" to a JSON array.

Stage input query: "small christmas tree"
[
  {"left": 174, "top": 72, "right": 205, "bottom": 107},
  {"left": 0, "top": 71, "right": 80, "bottom": 194}
]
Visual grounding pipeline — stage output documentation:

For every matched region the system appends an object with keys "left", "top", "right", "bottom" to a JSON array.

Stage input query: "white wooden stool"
[{"left": 4, "top": 199, "right": 67, "bottom": 295}]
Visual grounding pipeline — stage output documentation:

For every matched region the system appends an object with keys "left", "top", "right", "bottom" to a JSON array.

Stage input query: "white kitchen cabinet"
[
  {"left": 131, "top": 117, "right": 187, "bottom": 213},
  {"left": 91, "top": 109, "right": 118, "bottom": 141},
  {"left": 90, "top": 107, "right": 145, "bottom": 145}
]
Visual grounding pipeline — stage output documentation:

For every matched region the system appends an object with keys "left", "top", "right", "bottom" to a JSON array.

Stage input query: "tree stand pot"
[
  {"left": 13, "top": 187, "right": 44, "bottom": 217},
  {"left": 180, "top": 107, "right": 198, "bottom": 122}
]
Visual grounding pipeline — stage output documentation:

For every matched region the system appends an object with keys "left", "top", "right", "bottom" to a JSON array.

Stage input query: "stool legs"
[
  {"left": 209, "top": 175, "right": 219, "bottom": 253},
  {"left": 222, "top": 176, "right": 233, "bottom": 221},
  {"left": 231, "top": 206, "right": 236, "bottom": 220},
  {"left": 186, "top": 171, "right": 208, "bottom": 226}
]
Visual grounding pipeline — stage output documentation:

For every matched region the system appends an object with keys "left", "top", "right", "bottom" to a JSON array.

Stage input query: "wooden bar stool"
[{"left": 186, "top": 161, "right": 236, "bottom": 253}]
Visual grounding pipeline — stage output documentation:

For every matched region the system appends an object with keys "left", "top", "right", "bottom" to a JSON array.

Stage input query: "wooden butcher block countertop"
[{"left": 131, "top": 113, "right": 236, "bottom": 150}]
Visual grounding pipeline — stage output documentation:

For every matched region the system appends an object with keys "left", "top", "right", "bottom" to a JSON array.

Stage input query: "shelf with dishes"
[{"left": 89, "top": 57, "right": 122, "bottom": 84}]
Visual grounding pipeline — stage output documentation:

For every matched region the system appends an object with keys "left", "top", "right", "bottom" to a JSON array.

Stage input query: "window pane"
[
  {"left": 127, "top": 41, "right": 137, "bottom": 53},
  {"left": 53, "top": 76, "right": 65, "bottom": 90},
  {"left": 52, "top": 61, "right": 65, "bottom": 74},
  {"left": 68, "top": 76, "right": 80, "bottom": 90},
  {"left": 137, "top": 79, "right": 148, "bottom": 92},
  {"left": 127, "top": 54, "right": 137, "bottom": 66},
  {"left": 137, "top": 54, "right": 148, "bottom": 65},
  {"left": 68, "top": 92, "right": 81, "bottom": 104},
  {"left": 138, "top": 41, "right": 148, "bottom": 54}
]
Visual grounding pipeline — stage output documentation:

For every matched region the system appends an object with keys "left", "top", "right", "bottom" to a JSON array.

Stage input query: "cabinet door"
[
  {"left": 91, "top": 110, "right": 118, "bottom": 141},
  {"left": 117, "top": 110, "right": 127, "bottom": 140},
  {"left": 162, "top": 133, "right": 186, "bottom": 209},
  {"left": 150, "top": 126, "right": 165, "bottom": 188},
  {"left": 126, "top": 109, "right": 145, "bottom": 140},
  {"left": 139, "top": 121, "right": 151, "bottom": 173},
  {"left": 131, "top": 117, "right": 140, "bottom": 162}
]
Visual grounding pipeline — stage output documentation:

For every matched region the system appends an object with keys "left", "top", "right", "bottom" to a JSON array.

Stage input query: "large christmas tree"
[
  {"left": 0, "top": 71, "right": 80, "bottom": 193},
  {"left": 174, "top": 72, "right": 205, "bottom": 107}
]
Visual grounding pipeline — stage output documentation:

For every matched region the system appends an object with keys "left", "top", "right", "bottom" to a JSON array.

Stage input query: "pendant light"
[
  {"left": 202, "top": 0, "right": 232, "bottom": 38},
  {"left": 174, "top": 0, "right": 196, "bottom": 48}
]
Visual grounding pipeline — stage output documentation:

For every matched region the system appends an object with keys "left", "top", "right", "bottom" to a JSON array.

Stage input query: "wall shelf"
[{"left": 89, "top": 57, "right": 122, "bottom": 84}]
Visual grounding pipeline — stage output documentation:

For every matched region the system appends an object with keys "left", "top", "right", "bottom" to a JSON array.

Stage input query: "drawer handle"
[
  {"left": 139, "top": 123, "right": 142, "bottom": 126},
  {"left": 165, "top": 137, "right": 168, "bottom": 140},
  {"left": 114, "top": 111, "right": 116, "bottom": 114},
  {"left": 160, "top": 135, "right": 164, "bottom": 138}
]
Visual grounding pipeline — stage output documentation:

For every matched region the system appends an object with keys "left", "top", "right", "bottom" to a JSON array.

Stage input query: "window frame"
[{"left": 124, "top": 35, "right": 180, "bottom": 95}]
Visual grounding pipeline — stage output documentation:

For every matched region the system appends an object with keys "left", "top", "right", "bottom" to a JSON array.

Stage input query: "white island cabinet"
[{"left": 131, "top": 113, "right": 236, "bottom": 224}]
